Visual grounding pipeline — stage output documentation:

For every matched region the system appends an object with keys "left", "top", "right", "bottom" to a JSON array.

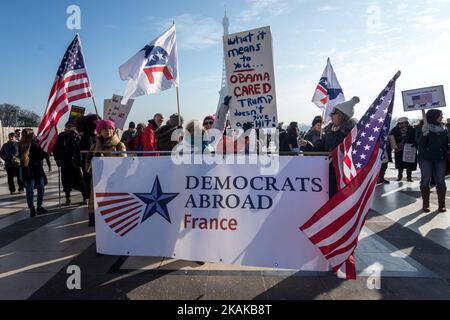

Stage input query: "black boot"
[
  {"left": 397, "top": 170, "right": 403, "bottom": 181},
  {"left": 88, "top": 213, "right": 95, "bottom": 227},
  {"left": 30, "top": 208, "right": 37, "bottom": 218},
  {"left": 407, "top": 170, "right": 413, "bottom": 182},
  {"left": 37, "top": 206, "right": 48, "bottom": 215},
  {"left": 420, "top": 186, "right": 431, "bottom": 213},
  {"left": 437, "top": 186, "right": 447, "bottom": 212},
  {"left": 65, "top": 197, "right": 71, "bottom": 206}
]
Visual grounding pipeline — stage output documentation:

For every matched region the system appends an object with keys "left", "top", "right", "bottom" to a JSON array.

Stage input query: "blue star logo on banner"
[{"left": 133, "top": 176, "right": 179, "bottom": 224}]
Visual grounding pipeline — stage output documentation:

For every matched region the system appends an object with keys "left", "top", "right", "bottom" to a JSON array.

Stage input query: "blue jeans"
[
  {"left": 419, "top": 158, "right": 447, "bottom": 188},
  {"left": 25, "top": 178, "right": 45, "bottom": 209}
]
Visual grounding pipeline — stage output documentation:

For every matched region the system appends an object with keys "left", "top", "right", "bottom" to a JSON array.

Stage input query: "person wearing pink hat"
[
  {"left": 203, "top": 115, "right": 216, "bottom": 132},
  {"left": 85, "top": 119, "right": 126, "bottom": 226}
]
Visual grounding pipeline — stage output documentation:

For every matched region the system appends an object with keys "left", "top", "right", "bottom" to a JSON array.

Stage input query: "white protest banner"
[
  {"left": 103, "top": 94, "right": 134, "bottom": 130},
  {"left": 224, "top": 26, "right": 277, "bottom": 129},
  {"left": 401, "top": 85, "right": 446, "bottom": 112},
  {"left": 94, "top": 156, "right": 330, "bottom": 271}
]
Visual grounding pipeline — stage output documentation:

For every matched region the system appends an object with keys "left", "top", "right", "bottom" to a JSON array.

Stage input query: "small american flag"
[
  {"left": 412, "top": 93, "right": 433, "bottom": 105},
  {"left": 37, "top": 34, "right": 92, "bottom": 153},
  {"left": 300, "top": 72, "right": 400, "bottom": 279}
]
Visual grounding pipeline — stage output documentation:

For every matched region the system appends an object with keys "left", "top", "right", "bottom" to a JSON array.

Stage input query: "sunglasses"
[{"left": 204, "top": 121, "right": 214, "bottom": 125}]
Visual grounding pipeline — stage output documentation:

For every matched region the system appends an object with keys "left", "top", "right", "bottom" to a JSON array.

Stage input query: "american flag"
[
  {"left": 412, "top": 93, "right": 433, "bottom": 105},
  {"left": 300, "top": 72, "right": 400, "bottom": 279},
  {"left": 37, "top": 34, "right": 92, "bottom": 153}
]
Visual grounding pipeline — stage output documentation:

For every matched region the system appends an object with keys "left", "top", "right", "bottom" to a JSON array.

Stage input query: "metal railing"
[{"left": 80, "top": 150, "right": 331, "bottom": 156}]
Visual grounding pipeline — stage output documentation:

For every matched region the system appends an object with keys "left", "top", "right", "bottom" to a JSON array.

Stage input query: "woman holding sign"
[
  {"left": 389, "top": 118, "right": 417, "bottom": 182},
  {"left": 417, "top": 109, "right": 448, "bottom": 212}
]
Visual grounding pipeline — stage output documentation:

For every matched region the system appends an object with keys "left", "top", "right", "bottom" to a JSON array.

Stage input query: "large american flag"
[
  {"left": 300, "top": 72, "right": 400, "bottom": 279},
  {"left": 37, "top": 34, "right": 92, "bottom": 153}
]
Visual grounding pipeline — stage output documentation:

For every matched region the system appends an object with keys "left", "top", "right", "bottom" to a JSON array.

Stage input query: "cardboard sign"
[
  {"left": 103, "top": 94, "right": 134, "bottom": 130},
  {"left": 401, "top": 85, "right": 446, "bottom": 111},
  {"left": 224, "top": 26, "right": 278, "bottom": 129}
]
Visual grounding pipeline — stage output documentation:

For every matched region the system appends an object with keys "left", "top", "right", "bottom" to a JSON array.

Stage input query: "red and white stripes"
[{"left": 96, "top": 193, "right": 145, "bottom": 237}]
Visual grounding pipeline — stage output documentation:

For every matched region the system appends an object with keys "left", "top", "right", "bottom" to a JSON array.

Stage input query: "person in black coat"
[
  {"left": 0, "top": 132, "right": 24, "bottom": 194},
  {"left": 18, "top": 129, "right": 51, "bottom": 217},
  {"left": 76, "top": 114, "right": 101, "bottom": 204},
  {"left": 301, "top": 97, "right": 360, "bottom": 198},
  {"left": 389, "top": 117, "right": 417, "bottom": 182},
  {"left": 155, "top": 114, "right": 184, "bottom": 153},
  {"left": 304, "top": 115, "right": 323, "bottom": 146},
  {"left": 53, "top": 122, "right": 87, "bottom": 206},
  {"left": 418, "top": 109, "right": 449, "bottom": 212}
]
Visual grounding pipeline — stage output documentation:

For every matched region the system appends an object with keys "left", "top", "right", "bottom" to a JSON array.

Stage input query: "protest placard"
[
  {"left": 224, "top": 26, "right": 277, "bottom": 129},
  {"left": 401, "top": 85, "right": 446, "bottom": 111},
  {"left": 67, "top": 105, "right": 85, "bottom": 124},
  {"left": 103, "top": 94, "right": 134, "bottom": 130}
]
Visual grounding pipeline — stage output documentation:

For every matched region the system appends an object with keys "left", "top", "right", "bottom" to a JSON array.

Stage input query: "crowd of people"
[{"left": 1, "top": 95, "right": 449, "bottom": 225}]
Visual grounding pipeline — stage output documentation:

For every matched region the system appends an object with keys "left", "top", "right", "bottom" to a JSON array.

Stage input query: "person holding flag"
[
  {"left": 300, "top": 71, "right": 401, "bottom": 279},
  {"left": 312, "top": 58, "right": 345, "bottom": 123},
  {"left": 301, "top": 96, "right": 361, "bottom": 197},
  {"left": 119, "top": 23, "right": 179, "bottom": 108}
]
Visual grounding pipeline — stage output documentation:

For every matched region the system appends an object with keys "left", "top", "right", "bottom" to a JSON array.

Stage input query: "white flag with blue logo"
[
  {"left": 312, "top": 58, "right": 345, "bottom": 122},
  {"left": 119, "top": 24, "right": 179, "bottom": 104}
]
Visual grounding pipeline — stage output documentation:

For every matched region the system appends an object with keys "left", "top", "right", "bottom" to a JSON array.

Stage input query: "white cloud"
[
  {"left": 239, "top": 0, "right": 289, "bottom": 23},
  {"left": 151, "top": 14, "right": 222, "bottom": 50},
  {"left": 278, "top": 64, "right": 306, "bottom": 70},
  {"left": 317, "top": 5, "right": 337, "bottom": 12}
]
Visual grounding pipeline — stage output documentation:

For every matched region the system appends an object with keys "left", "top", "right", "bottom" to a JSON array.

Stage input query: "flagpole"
[
  {"left": 176, "top": 86, "right": 181, "bottom": 127},
  {"left": 77, "top": 33, "right": 100, "bottom": 117},
  {"left": 90, "top": 90, "right": 100, "bottom": 118},
  {"left": 320, "top": 110, "right": 325, "bottom": 139}
]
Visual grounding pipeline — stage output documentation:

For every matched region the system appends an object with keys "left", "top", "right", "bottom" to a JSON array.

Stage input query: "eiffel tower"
[{"left": 215, "top": 9, "right": 230, "bottom": 117}]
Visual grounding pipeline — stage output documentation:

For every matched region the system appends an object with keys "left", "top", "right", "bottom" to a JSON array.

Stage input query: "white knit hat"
[
  {"left": 397, "top": 117, "right": 408, "bottom": 123},
  {"left": 333, "top": 96, "right": 360, "bottom": 118}
]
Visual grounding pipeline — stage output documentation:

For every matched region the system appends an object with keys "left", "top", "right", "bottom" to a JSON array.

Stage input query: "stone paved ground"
[{"left": 0, "top": 162, "right": 449, "bottom": 300}]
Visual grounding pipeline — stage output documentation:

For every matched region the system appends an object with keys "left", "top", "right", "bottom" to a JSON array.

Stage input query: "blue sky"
[{"left": 1, "top": 0, "right": 450, "bottom": 127}]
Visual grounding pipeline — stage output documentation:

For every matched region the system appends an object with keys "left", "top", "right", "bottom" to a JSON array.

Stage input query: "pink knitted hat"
[{"left": 95, "top": 119, "right": 116, "bottom": 133}]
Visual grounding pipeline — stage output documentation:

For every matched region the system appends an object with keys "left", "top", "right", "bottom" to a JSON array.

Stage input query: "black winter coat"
[
  {"left": 418, "top": 129, "right": 449, "bottom": 161},
  {"left": 302, "top": 119, "right": 357, "bottom": 198},
  {"left": 53, "top": 131, "right": 82, "bottom": 168},
  {"left": 155, "top": 125, "right": 179, "bottom": 152},
  {"left": 0, "top": 141, "right": 20, "bottom": 168},
  {"left": 20, "top": 142, "right": 49, "bottom": 182}
]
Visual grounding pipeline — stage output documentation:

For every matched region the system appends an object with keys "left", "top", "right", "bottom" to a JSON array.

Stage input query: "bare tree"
[{"left": 0, "top": 103, "right": 41, "bottom": 127}]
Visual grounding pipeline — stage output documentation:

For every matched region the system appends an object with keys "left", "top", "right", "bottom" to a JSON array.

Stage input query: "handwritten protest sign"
[
  {"left": 103, "top": 94, "right": 134, "bottom": 130},
  {"left": 224, "top": 26, "right": 278, "bottom": 129}
]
